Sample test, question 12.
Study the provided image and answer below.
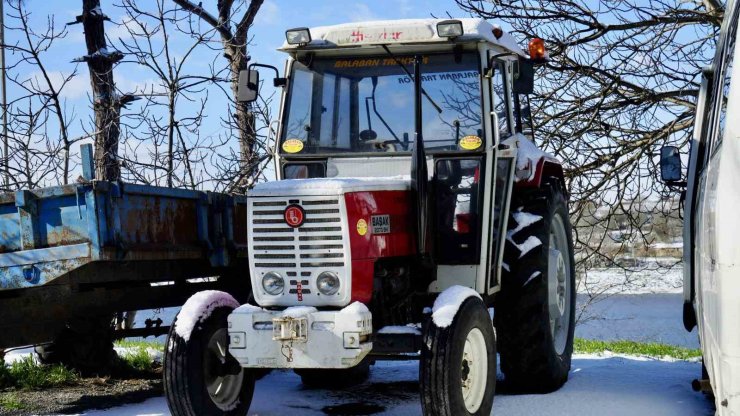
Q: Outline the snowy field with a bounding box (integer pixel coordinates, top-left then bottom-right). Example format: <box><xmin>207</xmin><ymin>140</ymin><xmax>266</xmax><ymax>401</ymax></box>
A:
<box><xmin>8</xmin><ymin>262</ymin><xmax>713</xmax><ymax>415</ymax></box>
<box><xmin>79</xmin><ymin>355</ymin><xmax>712</xmax><ymax>416</ymax></box>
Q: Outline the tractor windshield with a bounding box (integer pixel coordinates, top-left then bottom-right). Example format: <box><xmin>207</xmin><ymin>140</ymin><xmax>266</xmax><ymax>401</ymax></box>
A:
<box><xmin>280</xmin><ymin>52</ymin><xmax>483</xmax><ymax>156</ymax></box>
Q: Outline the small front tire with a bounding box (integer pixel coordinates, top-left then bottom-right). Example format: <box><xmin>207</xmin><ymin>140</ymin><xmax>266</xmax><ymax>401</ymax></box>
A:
<box><xmin>420</xmin><ymin>296</ymin><xmax>496</xmax><ymax>416</ymax></box>
<box><xmin>164</xmin><ymin>306</ymin><xmax>254</xmax><ymax>416</ymax></box>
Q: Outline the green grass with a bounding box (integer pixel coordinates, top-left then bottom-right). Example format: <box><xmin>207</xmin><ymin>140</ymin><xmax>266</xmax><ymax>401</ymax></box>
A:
<box><xmin>574</xmin><ymin>338</ymin><xmax>701</xmax><ymax>360</ymax></box>
<box><xmin>0</xmin><ymin>356</ymin><xmax>79</xmax><ymax>390</ymax></box>
<box><xmin>118</xmin><ymin>348</ymin><xmax>158</xmax><ymax>373</ymax></box>
<box><xmin>114</xmin><ymin>339</ymin><xmax>164</xmax><ymax>350</ymax></box>
<box><xmin>114</xmin><ymin>340</ymin><xmax>164</xmax><ymax>374</ymax></box>
<box><xmin>0</xmin><ymin>393</ymin><xmax>26</xmax><ymax>411</ymax></box>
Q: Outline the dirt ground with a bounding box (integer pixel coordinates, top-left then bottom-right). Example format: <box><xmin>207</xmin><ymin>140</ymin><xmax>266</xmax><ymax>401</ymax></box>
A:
<box><xmin>0</xmin><ymin>375</ymin><xmax>162</xmax><ymax>416</ymax></box>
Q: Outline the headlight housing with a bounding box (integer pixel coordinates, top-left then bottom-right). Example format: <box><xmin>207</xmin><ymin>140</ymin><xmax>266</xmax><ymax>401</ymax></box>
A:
<box><xmin>316</xmin><ymin>271</ymin><xmax>340</xmax><ymax>296</ymax></box>
<box><xmin>437</xmin><ymin>20</ymin><xmax>464</xmax><ymax>38</ymax></box>
<box><xmin>262</xmin><ymin>272</ymin><xmax>284</xmax><ymax>295</ymax></box>
<box><xmin>286</xmin><ymin>28</ymin><xmax>312</xmax><ymax>45</ymax></box>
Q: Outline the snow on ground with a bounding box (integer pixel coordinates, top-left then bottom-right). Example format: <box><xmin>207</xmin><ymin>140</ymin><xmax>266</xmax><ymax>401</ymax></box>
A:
<box><xmin>576</xmin><ymin>293</ymin><xmax>699</xmax><ymax>348</ymax></box>
<box><xmin>78</xmin><ymin>355</ymin><xmax>713</xmax><ymax>416</ymax></box>
<box><xmin>84</xmin><ymin>262</ymin><xmax>706</xmax><ymax>415</ymax></box>
<box><xmin>3</xmin><ymin>347</ymin><xmax>35</xmax><ymax>364</ymax></box>
<box><xmin>579</xmin><ymin>261</ymin><xmax>683</xmax><ymax>295</ymax></box>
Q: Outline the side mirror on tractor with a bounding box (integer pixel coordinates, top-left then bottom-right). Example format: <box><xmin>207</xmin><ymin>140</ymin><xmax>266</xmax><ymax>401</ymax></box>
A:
<box><xmin>238</xmin><ymin>63</ymin><xmax>289</xmax><ymax>103</ymax></box>
<box><xmin>513</xmin><ymin>59</ymin><xmax>535</xmax><ymax>94</ymax></box>
<box><xmin>660</xmin><ymin>145</ymin><xmax>686</xmax><ymax>186</ymax></box>
<box><xmin>237</xmin><ymin>69</ymin><xmax>260</xmax><ymax>103</ymax></box>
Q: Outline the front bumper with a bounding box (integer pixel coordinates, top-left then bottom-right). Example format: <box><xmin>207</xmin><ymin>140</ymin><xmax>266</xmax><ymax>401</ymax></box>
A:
<box><xmin>227</xmin><ymin>306</ymin><xmax>372</xmax><ymax>369</ymax></box>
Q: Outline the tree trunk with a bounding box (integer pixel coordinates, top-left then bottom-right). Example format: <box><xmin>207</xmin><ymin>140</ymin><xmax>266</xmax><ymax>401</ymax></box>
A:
<box><xmin>81</xmin><ymin>0</ymin><xmax>121</xmax><ymax>181</ymax></box>
<box><xmin>228</xmin><ymin>41</ymin><xmax>256</xmax><ymax>190</ymax></box>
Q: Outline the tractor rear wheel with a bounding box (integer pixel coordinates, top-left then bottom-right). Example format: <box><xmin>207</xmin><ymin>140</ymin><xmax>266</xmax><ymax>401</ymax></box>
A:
<box><xmin>494</xmin><ymin>179</ymin><xmax>576</xmax><ymax>393</ymax></box>
<box><xmin>420</xmin><ymin>296</ymin><xmax>496</xmax><ymax>416</ymax></box>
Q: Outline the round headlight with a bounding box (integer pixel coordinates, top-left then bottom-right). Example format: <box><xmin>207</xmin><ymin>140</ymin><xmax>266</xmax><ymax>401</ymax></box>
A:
<box><xmin>262</xmin><ymin>272</ymin><xmax>284</xmax><ymax>295</ymax></box>
<box><xmin>317</xmin><ymin>271</ymin><xmax>340</xmax><ymax>296</ymax></box>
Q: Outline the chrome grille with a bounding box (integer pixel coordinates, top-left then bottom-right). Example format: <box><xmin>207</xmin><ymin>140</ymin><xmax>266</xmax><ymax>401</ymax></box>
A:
<box><xmin>248</xmin><ymin>195</ymin><xmax>351</xmax><ymax>307</ymax></box>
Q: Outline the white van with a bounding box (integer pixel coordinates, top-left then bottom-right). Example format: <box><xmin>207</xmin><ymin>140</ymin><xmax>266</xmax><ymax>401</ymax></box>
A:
<box><xmin>660</xmin><ymin>0</ymin><xmax>740</xmax><ymax>413</ymax></box>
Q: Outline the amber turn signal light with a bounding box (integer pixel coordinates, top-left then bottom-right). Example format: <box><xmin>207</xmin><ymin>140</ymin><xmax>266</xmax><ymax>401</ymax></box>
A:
<box><xmin>529</xmin><ymin>38</ymin><xmax>547</xmax><ymax>61</ymax></box>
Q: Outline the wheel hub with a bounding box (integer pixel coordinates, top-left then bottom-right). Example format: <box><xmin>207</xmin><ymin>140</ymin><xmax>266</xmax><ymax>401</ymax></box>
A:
<box><xmin>203</xmin><ymin>328</ymin><xmax>244</xmax><ymax>410</ymax></box>
<box><xmin>461</xmin><ymin>328</ymin><xmax>487</xmax><ymax>413</ymax></box>
<box><xmin>548</xmin><ymin>214</ymin><xmax>572</xmax><ymax>356</ymax></box>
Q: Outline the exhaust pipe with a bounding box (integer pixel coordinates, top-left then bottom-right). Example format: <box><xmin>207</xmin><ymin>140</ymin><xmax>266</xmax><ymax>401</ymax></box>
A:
<box><xmin>411</xmin><ymin>55</ymin><xmax>431</xmax><ymax>259</ymax></box>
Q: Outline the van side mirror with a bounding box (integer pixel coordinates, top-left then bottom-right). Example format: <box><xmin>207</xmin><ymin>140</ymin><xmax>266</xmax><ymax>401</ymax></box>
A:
<box><xmin>513</xmin><ymin>59</ymin><xmax>535</xmax><ymax>94</ymax></box>
<box><xmin>660</xmin><ymin>146</ymin><xmax>685</xmax><ymax>185</ymax></box>
<box><xmin>237</xmin><ymin>69</ymin><xmax>260</xmax><ymax>103</ymax></box>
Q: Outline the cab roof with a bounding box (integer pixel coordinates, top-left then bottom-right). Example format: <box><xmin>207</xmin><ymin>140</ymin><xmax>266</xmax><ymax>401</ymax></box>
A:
<box><xmin>279</xmin><ymin>18</ymin><xmax>526</xmax><ymax>57</ymax></box>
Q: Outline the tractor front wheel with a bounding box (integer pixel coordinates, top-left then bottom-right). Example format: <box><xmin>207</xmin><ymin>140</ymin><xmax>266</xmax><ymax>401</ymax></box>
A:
<box><xmin>164</xmin><ymin>306</ymin><xmax>254</xmax><ymax>416</ymax></box>
<box><xmin>420</xmin><ymin>296</ymin><xmax>496</xmax><ymax>416</ymax></box>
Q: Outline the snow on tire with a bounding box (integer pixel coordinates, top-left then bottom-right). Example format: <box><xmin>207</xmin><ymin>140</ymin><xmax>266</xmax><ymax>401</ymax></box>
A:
<box><xmin>164</xmin><ymin>291</ymin><xmax>254</xmax><ymax>416</ymax></box>
<box><xmin>421</xmin><ymin>296</ymin><xmax>496</xmax><ymax>416</ymax></box>
<box><xmin>494</xmin><ymin>179</ymin><xmax>576</xmax><ymax>393</ymax></box>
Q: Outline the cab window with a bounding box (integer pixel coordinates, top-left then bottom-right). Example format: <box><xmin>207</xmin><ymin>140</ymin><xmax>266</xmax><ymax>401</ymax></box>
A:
<box><xmin>490</xmin><ymin>61</ymin><xmax>511</xmax><ymax>139</ymax></box>
<box><xmin>434</xmin><ymin>158</ymin><xmax>483</xmax><ymax>264</ymax></box>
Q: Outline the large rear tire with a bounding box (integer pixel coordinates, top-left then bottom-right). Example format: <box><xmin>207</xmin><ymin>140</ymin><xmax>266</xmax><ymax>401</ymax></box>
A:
<box><xmin>420</xmin><ymin>296</ymin><xmax>496</xmax><ymax>416</ymax></box>
<box><xmin>494</xmin><ymin>180</ymin><xmax>576</xmax><ymax>393</ymax></box>
<box><xmin>164</xmin><ymin>306</ymin><xmax>254</xmax><ymax>416</ymax></box>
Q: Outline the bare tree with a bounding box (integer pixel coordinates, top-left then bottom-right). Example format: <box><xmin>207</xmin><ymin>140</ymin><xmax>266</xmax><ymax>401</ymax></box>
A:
<box><xmin>69</xmin><ymin>0</ymin><xmax>135</xmax><ymax>181</ymax></box>
<box><xmin>171</xmin><ymin>0</ymin><xmax>268</xmax><ymax>190</ymax></box>
<box><xmin>455</xmin><ymin>1</ymin><xmax>720</xmax><ymax>280</ymax></box>
<box><xmin>112</xmin><ymin>0</ymin><xmax>234</xmax><ymax>188</ymax></box>
<box><xmin>2</xmin><ymin>0</ymin><xmax>82</xmax><ymax>187</ymax></box>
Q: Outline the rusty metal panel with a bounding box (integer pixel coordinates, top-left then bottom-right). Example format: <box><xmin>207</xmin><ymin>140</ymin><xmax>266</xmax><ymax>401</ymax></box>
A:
<box><xmin>115</xmin><ymin>194</ymin><xmax>200</xmax><ymax>248</ymax></box>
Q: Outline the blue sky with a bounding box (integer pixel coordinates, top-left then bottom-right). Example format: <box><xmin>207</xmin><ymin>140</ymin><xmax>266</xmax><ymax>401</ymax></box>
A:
<box><xmin>0</xmin><ymin>0</ymin><xmax>498</xmax><ymax>186</ymax></box>
<box><xmin>4</xmin><ymin>0</ymin><xmax>479</xmax><ymax>141</ymax></box>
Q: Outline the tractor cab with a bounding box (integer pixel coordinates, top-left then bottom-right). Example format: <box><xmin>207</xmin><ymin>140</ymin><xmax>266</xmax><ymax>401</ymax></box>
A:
<box><xmin>164</xmin><ymin>18</ymin><xmax>574</xmax><ymax>416</ymax></box>
<box><xmin>244</xmin><ymin>19</ymin><xmax>543</xmax><ymax>305</ymax></box>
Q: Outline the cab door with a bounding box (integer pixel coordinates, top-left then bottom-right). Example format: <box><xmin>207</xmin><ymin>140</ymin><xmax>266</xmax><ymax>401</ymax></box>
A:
<box><xmin>482</xmin><ymin>57</ymin><xmax>516</xmax><ymax>294</ymax></box>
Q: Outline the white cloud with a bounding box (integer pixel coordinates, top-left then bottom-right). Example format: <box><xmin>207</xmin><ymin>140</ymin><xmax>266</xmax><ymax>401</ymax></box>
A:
<box><xmin>347</xmin><ymin>4</ymin><xmax>378</xmax><ymax>22</ymax></box>
<box><xmin>398</xmin><ymin>0</ymin><xmax>413</xmax><ymax>17</ymax></box>
<box><xmin>256</xmin><ymin>1</ymin><xmax>279</xmax><ymax>25</ymax></box>
<box><xmin>28</xmin><ymin>70</ymin><xmax>90</xmax><ymax>100</ymax></box>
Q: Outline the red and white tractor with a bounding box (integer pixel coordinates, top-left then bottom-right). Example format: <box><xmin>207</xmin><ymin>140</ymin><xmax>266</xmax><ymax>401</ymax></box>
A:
<box><xmin>163</xmin><ymin>18</ymin><xmax>575</xmax><ymax>416</ymax></box>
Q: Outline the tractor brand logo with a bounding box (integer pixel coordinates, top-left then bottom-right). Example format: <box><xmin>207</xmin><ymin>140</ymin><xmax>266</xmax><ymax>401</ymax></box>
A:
<box><xmin>284</xmin><ymin>205</ymin><xmax>305</xmax><ymax>228</ymax></box>
<box><xmin>356</xmin><ymin>219</ymin><xmax>368</xmax><ymax>236</ymax></box>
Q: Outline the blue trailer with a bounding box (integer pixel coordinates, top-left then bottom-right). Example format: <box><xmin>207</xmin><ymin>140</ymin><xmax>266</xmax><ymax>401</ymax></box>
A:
<box><xmin>0</xmin><ymin>176</ymin><xmax>251</xmax><ymax>364</ymax></box>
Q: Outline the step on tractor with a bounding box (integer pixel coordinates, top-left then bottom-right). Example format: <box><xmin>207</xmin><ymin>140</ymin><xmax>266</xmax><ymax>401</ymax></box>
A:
<box><xmin>164</xmin><ymin>18</ymin><xmax>576</xmax><ymax>416</ymax></box>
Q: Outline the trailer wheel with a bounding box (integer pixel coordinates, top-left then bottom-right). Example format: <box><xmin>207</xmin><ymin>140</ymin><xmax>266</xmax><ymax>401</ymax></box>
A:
<box><xmin>494</xmin><ymin>180</ymin><xmax>576</xmax><ymax>393</ymax></box>
<box><xmin>164</xmin><ymin>306</ymin><xmax>254</xmax><ymax>416</ymax></box>
<box><xmin>35</xmin><ymin>316</ymin><xmax>116</xmax><ymax>375</ymax></box>
<box><xmin>420</xmin><ymin>297</ymin><xmax>496</xmax><ymax>416</ymax></box>
<box><xmin>295</xmin><ymin>357</ymin><xmax>371</xmax><ymax>388</ymax></box>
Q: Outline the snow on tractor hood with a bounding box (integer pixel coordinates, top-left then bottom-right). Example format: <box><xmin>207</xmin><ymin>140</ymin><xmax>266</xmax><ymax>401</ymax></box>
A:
<box><xmin>280</xmin><ymin>18</ymin><xmax>526</xmax><ymax>57</ymax></box>
<box><xmin>249</xmin><ymin>176</ymin><xmax>411</xmax><ymax>197</ymax></box>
